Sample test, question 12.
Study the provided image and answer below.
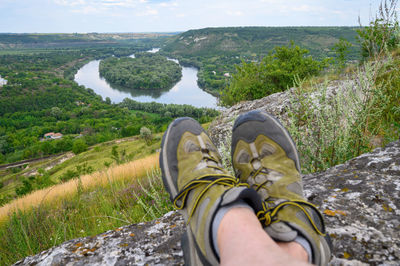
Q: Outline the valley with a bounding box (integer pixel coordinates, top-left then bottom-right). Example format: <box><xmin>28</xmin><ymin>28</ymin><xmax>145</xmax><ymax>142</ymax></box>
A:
<box><xmin>0</xmin><ymin>22</ymin><xmax>399</xmax><ymax>265</ymax></box>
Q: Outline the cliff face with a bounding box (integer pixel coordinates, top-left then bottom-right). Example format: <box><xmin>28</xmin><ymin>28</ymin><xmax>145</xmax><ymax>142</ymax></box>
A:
<box><xmin>14</xmin><ymin>93</ymin><xmax>400</xmax><ymax>266</ymax></box>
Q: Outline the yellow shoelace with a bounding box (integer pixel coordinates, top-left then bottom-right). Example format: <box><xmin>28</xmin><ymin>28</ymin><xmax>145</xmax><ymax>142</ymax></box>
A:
<box><xmin>173</xmin><ymin>155</ymin><xmax>248</xmax><ymax>223</ymax></box>
<box><xmin>257</xmin><ymin>200</ymin><xmax>326</xmax><ymax>236</ymax></box>
<box><xmin>250</xmin><ymin>167</ymin><xmax>326</xmax><ymax>236</ymax></box>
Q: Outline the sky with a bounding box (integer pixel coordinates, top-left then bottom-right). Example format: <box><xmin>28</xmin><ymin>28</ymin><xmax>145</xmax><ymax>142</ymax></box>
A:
<box><xmin>0</xmin><ymin>0</ymin><xmax>390</xmax><ymax>33</ymax></box>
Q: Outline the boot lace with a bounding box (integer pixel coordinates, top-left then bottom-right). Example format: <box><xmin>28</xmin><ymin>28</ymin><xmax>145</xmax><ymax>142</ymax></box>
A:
<box><xmin>173</xmin><ymin>151</ymin><xmax>248</xmax><ymax>223</ymax></box>
<box><xmin>250</xmin><ymin>167</ymin><xmax>326</xmax><ymax>237</ymax></box>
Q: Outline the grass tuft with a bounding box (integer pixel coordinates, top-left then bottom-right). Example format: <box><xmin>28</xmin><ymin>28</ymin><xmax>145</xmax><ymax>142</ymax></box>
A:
<box><xmin>0</xmin><ymin>153</ymin><xmax>175</xmax><ymax>265</ymax></box>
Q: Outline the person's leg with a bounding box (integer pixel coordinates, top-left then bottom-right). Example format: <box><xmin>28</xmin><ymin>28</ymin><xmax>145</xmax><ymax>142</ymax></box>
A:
<box><xmin>231</xmin><ymin>110</ymin><xmax>332</xmax><ymax>265</ymax></box>
<box><xmin>160</xmin><ymin>117</ymin><xmax>263</xmax><ymax>265</ymax></box>
<box><xmin>217</xmin><ymin>207</ymin><xmax>310</xmax><ymax>266</ymax></box>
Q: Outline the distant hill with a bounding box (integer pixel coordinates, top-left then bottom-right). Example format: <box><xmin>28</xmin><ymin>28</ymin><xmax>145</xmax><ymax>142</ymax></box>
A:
<box><xmin>162</xmin><ymin>26</ymin><xmax>360</xmax><ymax>59</ymax></box>
<box><xmin>0</xmin><ymin>33</ymin><xmax>175</xmax><ymax>49</ymax></box>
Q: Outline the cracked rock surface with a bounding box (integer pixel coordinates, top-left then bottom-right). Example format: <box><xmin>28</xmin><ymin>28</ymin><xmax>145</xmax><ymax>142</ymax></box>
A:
<box><xmin>303</xmin><ymin>141</ymin><xmax>400</xmax><ymax>265</ymax></box>
<box><xmin>14</xmin><ymin>211</ymin><xmax>185</xmax><ymax>266</ymax></box>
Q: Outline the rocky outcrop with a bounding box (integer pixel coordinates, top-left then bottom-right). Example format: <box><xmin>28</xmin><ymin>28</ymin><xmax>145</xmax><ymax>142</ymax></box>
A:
<box><xmin>14</xmin><ymin>211</ymin><xmax>185</xmax><ymax>266</ymax></box>
<box><xmin>304</xmin><ymin>140</ymin><xmax>400</xmax><ymax>265</ymax></box>
<box><xmin>209</xmin><ymin>90</ymin><xmax>292</xmax><ymax>148</ymax></box>
<box><xmin>14</xmin><ymin>140</ymin><xmax>400</xmax><ymax>265</ymax></box>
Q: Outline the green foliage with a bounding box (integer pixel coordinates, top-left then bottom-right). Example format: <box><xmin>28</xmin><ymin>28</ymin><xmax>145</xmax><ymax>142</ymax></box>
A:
<box><xmin>99</xmin><ymin>53</ymin><xmax>182</xmax><ymax>90</ymax></box>
<box><xmin>60</xmin><ymin>169</ymin><xmax>79</xmax><ymax>182</ymax></box>
<box><xmin>0</xmin><ymin>169</ymin><xmax>173</xmax><ymax>265</ymax></box>
<box><xmin>131</xmin><ymin>168</ymin><xmax>172</xmax><ymax>220</ymax></box>
<box><xmin>140</xmin><ymin>127</ymin><xmax>152</xmax><ymax>145</ymax></box>
<box><xmin>221</xmin><ymin>42</ymin><xmax>327</xmax><ymax>106</ymax></box>
<box><xmin>162</xmin><ymin>27</ymin><xmax>360</xmax><ymax>94</ymax></box>
<box><xmin>15</xmin><ymin>170</ymin><xmax>55</xmax><ymax>196</ymax></box>
<box><xmin>119</xmin><ymin>98</ymin><xmax>219</xmax><ymax>119</ymax></box>
<box><xmin>332</xmin><ymin>38</ymin><xmax>353</xmax><ymax>70</ymax></box>
<box><xmin>111</xmin><ymin>146</ymin><xmax>127</xmax><ymax>165</ymax></box>
<box><xmin>374</xmin><ymin>52</ymin><xmax>400</xmax><ymax>132</ymax></box>
<box><xmin>0</xmin><ymin>44</ymin><xmax>216</xmax><ymax>164</ymax></box>
<box><xmin>285</xmin><ymin>57</ymin><xmax>399</xmax><ymax>173</ymax></box>
<box><xmin>15</xmin><ymin>177</ymin><xmax>34</xmax><ymax>196</ymax></box>
<box><xmin>72</xmin><ymin>139</ymin><xmax>88</xmax><ymax>154</ymax></box>
<box><xmin>357</xmin><ymin>0</ymin><xmax>400</xmax><ymax>59</ymax></box>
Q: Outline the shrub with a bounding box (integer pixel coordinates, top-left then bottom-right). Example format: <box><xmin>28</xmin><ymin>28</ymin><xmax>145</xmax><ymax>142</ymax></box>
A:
<box><xmin>357</xmin><ymin>0</ymin><xmax>400</xmax><ymax>59</ymax></box>
<box><xmin>221</xmin><ymin>42</ymin><xmax>327</xmax><ymax>106</ymax></box>
<box><xmin>140</xmin><ymin>127</ymin><xmax>152</xmax><ymax>144</ymax></box>
<box><xmin>72</xmin><ymin>139</ymin><xmax>87</xmax><ymax>154</ymax></box>
<box><xmin>332</xmin><ymin>38</ymin><xmax>353</xmax><ymax>71</ymax></box>
<box><xmin>285</xmin><ymin>57</ymin><xmax>398</xmax><ymax>173</ymax></box>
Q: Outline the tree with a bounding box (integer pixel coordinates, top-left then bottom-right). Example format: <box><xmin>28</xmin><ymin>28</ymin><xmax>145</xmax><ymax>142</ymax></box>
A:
<box><xmin>332</xmin><ymin>38</ymin><xmax>352</xmax><ymax>70</ymax></box>
<box><xmin>72</xmin><ymin>139</ymin><xmax>88</xmax><ymax>154</ymax></box>
<box><xmin>50</xmin><ymin>107</ymin><xmax>62</xmax><ymax>119</ymax></box>
<box><xmin>140</xmin><ymin>126</ymin><xmax>152</xmax><ymax>144</ymax></box>
<box><xmin>221</xmin><ymin>42</ymin><xmax>327</xmax><ymax>106</ymax></box>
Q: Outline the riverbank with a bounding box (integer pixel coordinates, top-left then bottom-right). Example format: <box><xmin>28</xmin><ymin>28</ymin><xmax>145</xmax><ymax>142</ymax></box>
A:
<box><xmin>74</xmin><ymin>50</ymin><xmax>218</xmax><ymax>108</ymax></box>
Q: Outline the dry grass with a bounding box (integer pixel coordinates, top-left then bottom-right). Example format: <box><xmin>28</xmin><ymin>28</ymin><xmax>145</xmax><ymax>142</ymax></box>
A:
<box><xmin>0</xmin><ymin>153</ymin><xmax>160</xmax><ymax>223</ymax></box>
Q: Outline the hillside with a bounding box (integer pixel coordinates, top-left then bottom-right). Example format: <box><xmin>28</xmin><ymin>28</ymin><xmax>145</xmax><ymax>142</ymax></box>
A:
<box><xmin>0</xmin><ymin>33</ymin><xmax>174</xmax><ymax>50</ymax></box>
<box><xmin>161</xmin><ymin>27</ymin><xmax>360</xmax><ymax>94</ymax></box>
<box><xmin>163</xmin><ymin>26</ymin><xmax>360</xmax><ymax>59</ymax></box>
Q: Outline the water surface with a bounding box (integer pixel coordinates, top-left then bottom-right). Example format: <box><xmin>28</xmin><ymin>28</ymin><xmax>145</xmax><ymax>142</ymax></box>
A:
<box><xmin>74</xmin><ymin>50</ymin><xmax>217</xmax><ymax>108</ymax></box>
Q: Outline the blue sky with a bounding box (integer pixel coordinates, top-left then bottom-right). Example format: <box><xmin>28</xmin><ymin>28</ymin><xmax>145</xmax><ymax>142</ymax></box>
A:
<box><xmin>0</xmin><ymin>0</ymin><xmax>389</xmax><ymax>33</ymax></box>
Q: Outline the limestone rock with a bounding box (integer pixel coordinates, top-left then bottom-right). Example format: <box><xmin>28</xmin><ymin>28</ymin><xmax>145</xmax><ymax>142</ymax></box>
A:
<box><xmin>303</xmin><ymin>141</ymin><xmax>400</xmax><ymax>265</ymax></box>
<box><xmin>14</xmin><ymin>211</ymin><xmax>185</xmax><ymax>266</ymax></box>
<box><xmin>15</xmin><ymin>141</ymin><xmax>400</xmax><ymax>265</ymax></box>
<box><xmin>208</xmin><ymin>89</ymin><xmax>292</xmax><ymax>148</ymax></box>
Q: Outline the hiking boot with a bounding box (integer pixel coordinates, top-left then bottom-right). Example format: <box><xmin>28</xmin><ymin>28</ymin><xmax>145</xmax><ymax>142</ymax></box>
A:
<box><xmin>160</xmin><ymin>117</ymin><xmax>261</xmax><ymax>265</ymax></box>
<box><xmin>231</xmin><ymin>110</ymin><xmax>332</xmax><ymax>266</ymax></box>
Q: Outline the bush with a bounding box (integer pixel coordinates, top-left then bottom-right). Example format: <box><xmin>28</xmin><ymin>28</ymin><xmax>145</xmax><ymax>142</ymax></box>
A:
<box><xmin>357</xmin><ymin>0</ymin><xmax>400</xmax><ymax>59</ymax></box>
<box><xmin>15</xmin><ymin>177</ymin><xmax>34</xmax><ymax>196</ymax></box>
<box><xmin>285</xmin><ymin>57</ymin><xmax>399</xmax><ymax>173</ymax></box>
<box><xmin>60</xmin><ymin>169</ymin><xmax>79</xmax><ymax>182</ymax></box>
<box><xmin>140</xmin><ymin>127</ymin><xmax>152</xmax><ymax>144</ymax></box>
<box><xmin>221</xmin><ymin>42</ymin><xmax>327</xmax><ymax>106</ymax></box>
<box><xmin>72</xmin><ymin>139</ymin><xmax>88</xmax><ymax>154</ymax></box>
<box><xmin>332</xmin><ymin>38</ymin><xmax>353</xmax><ymax>70</ymax></box>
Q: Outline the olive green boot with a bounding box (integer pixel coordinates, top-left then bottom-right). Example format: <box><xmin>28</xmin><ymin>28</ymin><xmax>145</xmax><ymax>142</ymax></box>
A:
<box><xmin>231</xmin><ymin>110</ymin><xmax>332</xmax><ymax>266</ymax></box>
<box><xmin>160</xmin><ymin>117</ymin><xmax>261</xmax><ymax>266</ymax></box>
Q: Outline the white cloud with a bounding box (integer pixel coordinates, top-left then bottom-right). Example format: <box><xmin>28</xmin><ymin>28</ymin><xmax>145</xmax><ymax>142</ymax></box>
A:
<box><xmin>54</xmin><ymin>0</ymin><xmax>86</xmax><ymax>6</ymax></box>
<box><xmin>226</xmin><ymin>10</ymin><xmax>243</xmax><ymax>16</ymax></box>
<box><xmin>137</xmin><ymin>6</ymin><xmax>159</xmax><ymax>16</ymax></box>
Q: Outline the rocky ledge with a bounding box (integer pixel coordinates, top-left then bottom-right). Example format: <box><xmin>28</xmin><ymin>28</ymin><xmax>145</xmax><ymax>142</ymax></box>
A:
<box><xmin>15</xmin><ymin>141</ymin><xmax>400</xmax><ymax>265</ymax></box>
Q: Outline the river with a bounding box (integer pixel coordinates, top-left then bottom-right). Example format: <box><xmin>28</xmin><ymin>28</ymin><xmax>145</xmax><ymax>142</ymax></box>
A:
<box><xmin>74</xmin><ymin>49</ymin><xmax>218</xmax><ymax>108</ymax></box>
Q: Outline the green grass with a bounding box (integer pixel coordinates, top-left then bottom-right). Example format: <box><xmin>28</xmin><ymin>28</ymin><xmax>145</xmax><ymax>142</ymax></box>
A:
<box><xmin>0</xmin><ymin>165</ymin><xmax>173</xmax><ymax>265</ymax></box>
<box><xmin>0</xmin><ymin>134</ymin><xmax>162</xmax><ymax>207</ymax></box>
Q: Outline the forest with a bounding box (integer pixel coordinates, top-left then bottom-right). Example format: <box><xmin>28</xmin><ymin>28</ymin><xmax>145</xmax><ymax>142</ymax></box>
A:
<box><xmin>99</xmin><ymin>53</ymin><xmax>182</xmax><ymax>90</ymax></box>
<box><xmin>0</xmin><ymin>40</ymin><xmax>217</xmax><ymax>165</ymax></box>
<box><xmin>0</xmin><ymin>26</ymin><xmax>370</xmax><ymax>164</ymax></box>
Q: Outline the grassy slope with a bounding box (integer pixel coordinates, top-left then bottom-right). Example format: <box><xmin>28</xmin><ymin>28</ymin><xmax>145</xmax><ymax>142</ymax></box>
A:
<box><xmin>0</xmin><ymin>135</ymin><xmax>173</xmax><ymax>265</ymax></box>
<box><xmin>0</xmin><ymin>134</ymin><xmax>162</xmax><ymax>204</ymax></box>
